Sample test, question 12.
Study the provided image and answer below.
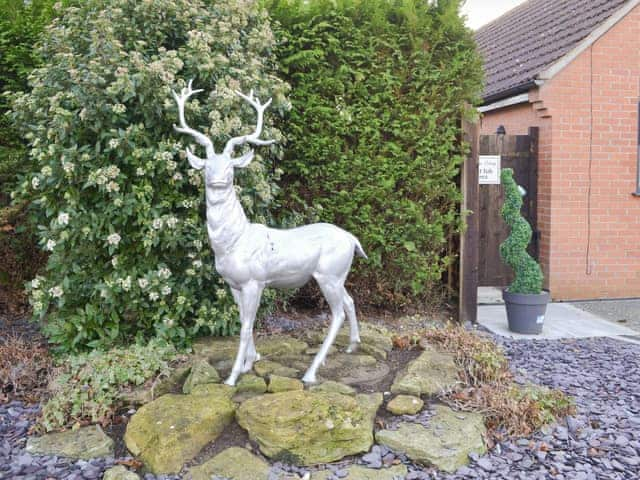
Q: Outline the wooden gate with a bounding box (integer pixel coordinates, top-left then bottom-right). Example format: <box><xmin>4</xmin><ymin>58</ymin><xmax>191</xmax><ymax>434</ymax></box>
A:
<box><xmin>478</xmin><ymin>127</ymin><xmax>539</xmax><ymax>287</ymax></box>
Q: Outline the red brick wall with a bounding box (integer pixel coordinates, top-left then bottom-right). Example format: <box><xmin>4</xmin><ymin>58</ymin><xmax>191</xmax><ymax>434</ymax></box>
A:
<box><xmin>480</xmin><ymin>4</ymin><xmax>640</xmax><ymax>300</ymax></box>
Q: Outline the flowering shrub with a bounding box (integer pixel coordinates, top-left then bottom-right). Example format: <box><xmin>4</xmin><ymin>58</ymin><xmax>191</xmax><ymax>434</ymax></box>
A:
<box><xmin>9</xmin><ymin>0</ymin><xmax>289</xmax><ymax>352</ymax></box>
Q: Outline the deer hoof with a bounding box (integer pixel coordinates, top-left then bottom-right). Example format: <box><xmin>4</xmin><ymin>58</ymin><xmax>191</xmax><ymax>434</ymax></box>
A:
<box><xmin>346</xmin><ymin>341</ymin><xmax>360</xmax><ymax>354</ymax></box>
<box><xmin>302</xmin><ymin>372</ymin><xmax>318</xmax><ymax>384</ymax></box>
<box><xmin>224</xmin><ymin>376</ymin><xmax>237</xmax><ymax>386</ymax></box>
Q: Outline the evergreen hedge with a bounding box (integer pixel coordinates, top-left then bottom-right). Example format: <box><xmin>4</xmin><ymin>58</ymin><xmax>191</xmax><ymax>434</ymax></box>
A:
<box><xmin>268</xmin><ymin>0</ymin><xmax>482</xmax><ymax>306</ymax></box>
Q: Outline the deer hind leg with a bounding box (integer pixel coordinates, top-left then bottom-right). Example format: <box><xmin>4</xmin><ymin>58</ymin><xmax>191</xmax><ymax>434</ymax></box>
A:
<box><xmin>225</xmin><ymin>282</ymin><xmax>263</xmax><ymax>386</ymax></box>
<box><xmin>303</xmin><ymin>274</ymin><xmax>345</xmax><ymax>384</ymax></box>
<box><xmin>343</xmin><ymin>289</ymin><xmax>361</xmax><ymax>353</ymax></box>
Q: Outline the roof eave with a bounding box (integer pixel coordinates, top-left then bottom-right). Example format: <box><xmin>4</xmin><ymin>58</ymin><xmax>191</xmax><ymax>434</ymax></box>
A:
<box><xmin>481</xmin><ymin>81</ymin><xmax>536</xmax><ymax>105</ymax></box>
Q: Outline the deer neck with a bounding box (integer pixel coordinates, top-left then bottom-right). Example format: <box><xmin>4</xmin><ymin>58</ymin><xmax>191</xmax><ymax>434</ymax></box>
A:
<box><xmin>204</xmin><ymin>183</ymin><xmax>248</xmax><ymax>256</ymax></box>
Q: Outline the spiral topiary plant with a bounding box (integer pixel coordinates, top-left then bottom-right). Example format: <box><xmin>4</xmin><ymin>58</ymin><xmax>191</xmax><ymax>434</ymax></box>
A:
<box><xmin>499</xmin><ymin>168</ymin><xmax>543</xmax><ymax>295</ymax></box>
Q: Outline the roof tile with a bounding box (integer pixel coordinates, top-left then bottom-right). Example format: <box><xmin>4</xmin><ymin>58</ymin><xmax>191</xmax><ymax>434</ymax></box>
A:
<box><xmin>475</xmin><ymin>0</ymin><xmax>630</xmax><ymax>102</ymax></box>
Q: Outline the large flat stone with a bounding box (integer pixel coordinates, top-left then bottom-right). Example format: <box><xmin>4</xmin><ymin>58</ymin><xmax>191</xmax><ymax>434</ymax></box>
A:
<box><xmin>318</xmin><ymin>353</ymin><xmax>390</xmax><ymax>386</ymax></box>
<box><xmin>375</xmin><ymin>404</ymin><xmax>486</xmax><ymax>472</ymax></box>
<box><xmin>26</xmin><ymin>425</ymin><xmax>114</xmax><ymax>459</ymax></box>
<box><xmin>390</xmin><ymin>348</ymin><xmax>458</xmax><ymax>396</ymax></box>
<box><xmin>236</xmin><ymin>390</ymin><xmax>382</xmax><ymax>465</ymax></box>
<box><xmin>119</xmin><ymin>365</ymin><xmax>190</xmax><ymax>406</ymax></box>
<box><xmin>188</xmin><ymin>447</ymin><xmax>270</xmax><ymax>480</ymax></box>
<box><xmin>124</xmin><ymin>386</ymin><xmax>235</xmax><ymax>474</ymax></box>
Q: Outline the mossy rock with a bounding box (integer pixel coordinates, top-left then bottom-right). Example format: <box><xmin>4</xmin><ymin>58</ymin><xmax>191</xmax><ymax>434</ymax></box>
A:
<box><xmin>188</xmin><ymin>447</ymin><xmax>270</xmax><ymax>480</ymax></box>
<box><xmin>183</xmin><ymin>358</ymin><xmax>220</xmax><ymax>394</ymax></box>
<box><xmin>236</xmin><ymin>390</ymin><xmax>382</xmax><ymax>465</ymax></box>
<box><xmin>390</xmin><ymin>348</ymin><xmax>458</xmax><ymax>396</ymax></box>
<box><xmin>307</xmin><ymin>323</ymin><xmax>393</xmax><ymax>359</ymax></box>
<box><xmin>268</xmin><ymin>375</ymin><xmax>304</xmax><ymax>393</ymax></box>
<box><xmin>257</xmin><ymin>336</ymin><xmax>309</xmax><ymax>357</ymax></box>
<box><xmin>311</xmin><ymin>464</ymin><xmax>407</xmax><ymax>480</ymax></box>
<box><xmin>119</xmin><ymin>365</ymin><xmax>190</xmax><ymax>406</ymax></box>
<box><xmin>26</xmin><ymin>425</ymin><xmax>113</xmax><ymax>460</ymax></box>
<box><xmin>124</xmin><ymin>390</ymin><xmax>235</xmax><ymax>474</ymax></box>
<box><xmin>309</xmin><ymin>381</ymin><xmax>356</xmax><ymax>396</ymax></box>
<box><xmin>254</xmin><ymin>359</ymin><xmax>300</xmax><ymax>378</ymax></box>
<box><xmin>234</xmin><ymin>374</ymin><xmax>267</xmax><ymax>402</ymax></box>
<box><xmin>103</xmin><ymin>465</ymin><xmax>140</xmax><ymax>480</ymax></box>
<box><xmin>375</xmin><ymin>404</ymin><xmax>486</xmax><ymax>473</ymax></box>
<box><xmin>192</xmin><ymin>337</ymin><xmax>239</xmax><ymax>363</ymax></box>
<box><xmin>386</xmin><ymin>395</ymin><xmax>424</xmax><ymax>415</ymax></box>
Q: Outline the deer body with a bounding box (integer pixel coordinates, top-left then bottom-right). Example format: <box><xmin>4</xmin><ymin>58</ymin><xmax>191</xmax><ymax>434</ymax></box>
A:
<box><xmin>173</xmin><ymin>81</ymin><xmax>365</xmax><ymax>385</ymax></box>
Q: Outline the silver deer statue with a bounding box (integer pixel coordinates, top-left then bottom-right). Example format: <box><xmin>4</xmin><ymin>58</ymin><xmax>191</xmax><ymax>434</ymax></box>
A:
<box><xmin>172</xmin><ymin>80</ymin><xmax>367</xmax><ymax>385</ymax></box>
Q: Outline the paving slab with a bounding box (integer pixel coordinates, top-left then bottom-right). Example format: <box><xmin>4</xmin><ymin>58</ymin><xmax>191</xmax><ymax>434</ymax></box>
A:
<box><xmin>478</xmin><ymin>302</ymin><xmax>639</xmax><ymax>340</ymax></box>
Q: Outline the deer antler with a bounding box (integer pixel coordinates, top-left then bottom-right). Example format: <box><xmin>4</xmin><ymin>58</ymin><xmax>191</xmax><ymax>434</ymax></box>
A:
<box><xmin>223</xmin><ymin>89</ymin><xmax>275</xmax><ymax>157</ymax></box>
<box><xmin>172</xmin><ymin>79</ymin><xmax>215</xmax><ymax>159</ymax></box>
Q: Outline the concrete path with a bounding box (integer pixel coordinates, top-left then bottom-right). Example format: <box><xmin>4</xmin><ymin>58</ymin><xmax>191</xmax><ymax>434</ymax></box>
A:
<box><xmin>478</xmin><ymin>302</ymin><xmax>640</xmax><ymax>342</ymax></box>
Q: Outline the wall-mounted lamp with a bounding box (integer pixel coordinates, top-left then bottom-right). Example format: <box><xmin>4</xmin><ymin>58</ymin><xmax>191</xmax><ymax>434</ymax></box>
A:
<box><xmin>496</xmin><ymin>125</ymin><xmax>506</xmax><ymax>136</ymax></box>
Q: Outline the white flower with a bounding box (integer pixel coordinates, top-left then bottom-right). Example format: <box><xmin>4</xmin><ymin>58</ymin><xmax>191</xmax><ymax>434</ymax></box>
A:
<box><xmin>41</xmin><ymin>166</ymin><xmax>53</xmax><ymax>177</ymax></box>
<box><xmin>136</xmin><ymin>167</ymin><xmax>145</xmax><ymax>176</ymax></box>
<box><xmin>33</xmin><ymin>301</ymin><xmax>44</xmax><ymax>312</ymax></box>
<box><xmin>163</xmin><ymin>317</ymin><xmax>175</xmax><ymax>327</ymax></box>
<box><xmin>112</xmin><ymin>103</ymin><xmax>126</xmax><ymax>114</ymax></box>
<box><xmin>32</xmin><ymin>289</ymin><xmax>43</xmax><ymax>300</ymax></box>
<box><xmin>194</xmin><ymin>240</ymin><xmax>203</xmax><ymax>250</ymax></box>
<box><xmin>49</xmin><ymin>285</ymin><xmax>64</xmax><ymax>298</ymax></box>
<box><xmin>152</xmin><ymin>218</ymin><xmax>163</xmax><ymax>230</ymax></box>
<box><xmin>149</xmin><ymin>291</ymin><xmax>159</xmax><ymax>301</ymax></box>
<box><xmin>166</xmin><ymin>216</ymin><xmax>178</xmax><ymax>228</ymax></box>
<box><xmin>63</xmin><ymin>162</ymin><xmax>75</xmax><ymax>174</ymax></box>
<box><xmin>108</xmin><ymin>138</ymin><xmax>120</xmax><ymax>149</ymax></box>
<box><xmin>31</xmin><ymin>278</ymin><xmax>41</xmax><ymax>289</ymax></box>
<box><xmin>138</xmin><ymin>278</ymin><xmax>149</xmax><ymax>289</ymax></box>
<box><xmin>120</xmin><ymin>276</ymin><xmax>131</xmax><ymax>291</ymax></box>
<box><xmin>172</xmin><ymin>172</ymin><xmax>183</xmax><ymax>181</ymax></box>
<box><xmin>111</xmin><ymin>256</ymin><xmax>118</xmax><ymax>267</ymax></box>
<box><xmin>158</xmin><ymin>267</ymin><xmax>171</xmax><ymax>279</ymax></box>
<box><xmin>193</xmin><ymin>260</ymin><xmax>203</xmax><ymax>268</ymax></box>
<box><xmin>82</xmin><ymin>226</ymin><xmax>90</xmax><ymax>236</ymax></box>
<box><xmin>114</xmin><ymin>198</ymin><xmax>123</xmax><ymax>207</ymax></box>
<box><xmin>32</xmin><ymin>177</ymin><xmax>40</xmax><ymax>189</ymax></box>
<box><xmin>57</xmin><ymin>212</ymin><xmax>70</xmax><ymax>226</ymax></box>
<box><xmin>177</xmin><ymin>296</ymin><xmax>186</xmax><ymax>305</ymax></box>
<box><xmin>45</xmin><ymin>239</ymin><xmax>56</xmax><ymax>251</ymax></box>
<box><xmin>107</xmin><ymin>233</ymin><xmax>121</xmax><ymax>246</ymax></box>
<box><xmin>161</xmin><ymin>285</ymin><xmax>171</xmax><ymax>296</ymax></box>
<box><xmin>106</xmin><ymin>181</ymin><xmax>120</xmax><ymax>193</ymax></box>
<box><xmin>186</xmin><ymin>268</ymin><xmax>196</xmax><ymax>276</ymax></box>
<box><xmin>166</xmin><ymin>160</ymin><xmax>177</xmax><ymax>171</ymax></box>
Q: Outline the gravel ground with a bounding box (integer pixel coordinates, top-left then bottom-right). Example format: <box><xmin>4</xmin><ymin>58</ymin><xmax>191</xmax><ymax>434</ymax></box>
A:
<box><xmin>1</xmin><ymin>335</ymin><xmax>639</xmax><ymax>479</ymax></box>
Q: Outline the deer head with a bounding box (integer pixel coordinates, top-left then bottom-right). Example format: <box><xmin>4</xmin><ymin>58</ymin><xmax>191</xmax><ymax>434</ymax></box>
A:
<box><xmin>172</xmin><ymin>79</ymin><xmax>275</xmax><ymax>189</ymax></box>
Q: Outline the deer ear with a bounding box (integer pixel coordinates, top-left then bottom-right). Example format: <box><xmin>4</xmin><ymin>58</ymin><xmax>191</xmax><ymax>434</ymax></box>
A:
<box><xmin>186</xmin><ymin>148</ymin><xmax>205</xmax><ymax>170</ymax></box>
<box><xmin>232</xmin><ymin>150</ymin><xmax>255</xmax><ymax>169</ymax></box>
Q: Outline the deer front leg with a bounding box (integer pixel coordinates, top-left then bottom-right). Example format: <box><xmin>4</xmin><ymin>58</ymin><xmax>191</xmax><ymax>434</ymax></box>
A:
<box><xmin>231</xmin><ymin>288</ymin><xmax>261</xmax><ymax>373</ymax></box>
<box><xmin>225</xmin><ymin>282</ymin><xmax>263</xmax><ymax>386</ymax></box>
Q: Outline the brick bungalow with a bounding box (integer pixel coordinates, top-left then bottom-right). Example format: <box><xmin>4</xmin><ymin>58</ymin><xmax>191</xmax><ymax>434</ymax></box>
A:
<box><xmin>476</xmin><ymin>0</ymin><xmax>640</xmax><ymax>300</ymax></box>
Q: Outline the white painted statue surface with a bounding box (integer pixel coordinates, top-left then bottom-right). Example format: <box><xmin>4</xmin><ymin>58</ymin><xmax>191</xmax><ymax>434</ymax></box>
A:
<box><xmin>172</xmin><ymin>81</ymin><xmax>367</xmax><ymax>385</ymax></box>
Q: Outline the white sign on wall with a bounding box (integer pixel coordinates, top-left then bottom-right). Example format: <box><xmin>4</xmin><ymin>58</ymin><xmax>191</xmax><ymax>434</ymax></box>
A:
<box><xmin>479</xmin><ymin>155</ymin><xmax>501</xmax><ymax>184</ymax></box>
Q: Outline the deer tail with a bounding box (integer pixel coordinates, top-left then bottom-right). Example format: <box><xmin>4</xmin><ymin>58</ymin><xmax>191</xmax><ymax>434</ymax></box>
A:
<box><xmin>352</xmin><ymin>235</ymin><xmax>368</xmax><ymax>260</ymax></box>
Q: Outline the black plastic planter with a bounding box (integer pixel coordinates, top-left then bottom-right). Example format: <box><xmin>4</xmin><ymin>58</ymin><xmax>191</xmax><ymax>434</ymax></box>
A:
<box><xmin>502</xmin><ymin>289</ymin><xmax>550</xmax><ymax>334</ymax></box>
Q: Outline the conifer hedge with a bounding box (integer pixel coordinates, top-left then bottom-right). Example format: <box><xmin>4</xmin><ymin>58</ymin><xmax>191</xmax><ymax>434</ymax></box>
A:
<box><xmin>268</xmin><ymin>0</ymin><xmax>483</xmax><ymax>306</ymax></box>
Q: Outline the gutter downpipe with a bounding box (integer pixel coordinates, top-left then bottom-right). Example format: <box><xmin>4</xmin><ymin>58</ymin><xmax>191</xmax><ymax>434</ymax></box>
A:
<box><xmin>634</xmin><ymin>100</ymin><xmax>640</xmax><ymax>197</ymax></box>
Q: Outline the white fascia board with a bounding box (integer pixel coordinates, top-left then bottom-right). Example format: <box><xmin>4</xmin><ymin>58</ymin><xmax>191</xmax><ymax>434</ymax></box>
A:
<box><xmin>538</xmin><ymin>0</ymin><xmax>640</xmax><ymax>81</ymax></box>
<box><xmin>478</xmin><ymin>93</ymin><xmax>530</xmax><ymax>113</ymax></box>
